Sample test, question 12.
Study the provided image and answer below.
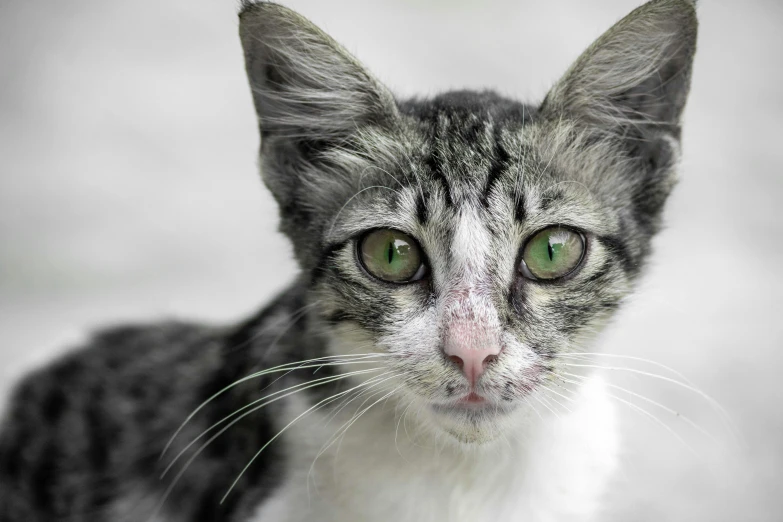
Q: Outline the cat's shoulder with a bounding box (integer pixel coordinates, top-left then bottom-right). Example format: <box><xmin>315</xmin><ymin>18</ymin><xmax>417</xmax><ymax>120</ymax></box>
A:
<box><xmin>0</xmin><ymin>319</ymin><xmax>222</xmax><ymax>457</ymax></box>
<box><xmin>0</xmin><ymin>319</ymin><xmax>226</xmax><ymax>520</ymax></box>
<box><xmin>6</xmin><ymin>320</ymin><xmax>220</xmax><ymax>403</ymax></box>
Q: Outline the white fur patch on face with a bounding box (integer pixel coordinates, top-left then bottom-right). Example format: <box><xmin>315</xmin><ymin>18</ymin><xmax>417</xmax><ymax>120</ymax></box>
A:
<box><xmin>450</xmin><ymin>204</ymin><xmax>493</xmax><ymax>280</ymax></box>
<box><xmin>440</xmin><ymin>205</ymin><xmax>501</xmax><ymax>352</ymax></box>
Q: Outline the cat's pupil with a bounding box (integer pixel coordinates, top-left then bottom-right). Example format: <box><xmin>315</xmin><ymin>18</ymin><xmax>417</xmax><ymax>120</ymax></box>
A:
<box><xmin>547</xmin><ymin>242</ymin><xmax>554</xmax><ymax>262</ymax></box>
<box><xmin>387</xmin><ymin>242</ymin><xmax>394</xmax><ymax>264</ymax></box>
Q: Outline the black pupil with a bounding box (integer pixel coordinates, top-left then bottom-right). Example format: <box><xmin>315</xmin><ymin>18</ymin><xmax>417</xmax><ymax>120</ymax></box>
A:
<box><xmin>547</xmin><ymin>241</ymin><xmax>554</xmax><ymax>261</ymax></box>
<box><xmin>387</xmin><ymin>242</ymin><xmax>394</xmax><ymax>264</ymax></box>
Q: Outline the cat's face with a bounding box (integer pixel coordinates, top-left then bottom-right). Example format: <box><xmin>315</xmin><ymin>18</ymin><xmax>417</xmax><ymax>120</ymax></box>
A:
<box><xmin>239</xmin><ymin>0</ymin><xmax>697</xmax><ymax>443</ymax></box>
<box><xmin>315</xmin><ymin>113</ymin><xmax>639</xmax><ymax>442</ymax></box>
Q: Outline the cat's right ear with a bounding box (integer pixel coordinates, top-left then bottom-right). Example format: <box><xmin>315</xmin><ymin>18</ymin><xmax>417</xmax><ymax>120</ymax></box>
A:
<box><xmin>238</xmin><ymin>2</ymin><xmax>398</xmax><ymax>143</ymax></box>
<box><xmin>238</xmin><ymin>2</ymin><xmax>400</xmax><ymax>268</ymax></box>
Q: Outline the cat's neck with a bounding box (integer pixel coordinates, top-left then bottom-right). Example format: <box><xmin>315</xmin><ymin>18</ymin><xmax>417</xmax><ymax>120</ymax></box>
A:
<box><xmin>252</xmin><ymin>373</ymin><xmax>619</xmax><ymax>522</ymax></box>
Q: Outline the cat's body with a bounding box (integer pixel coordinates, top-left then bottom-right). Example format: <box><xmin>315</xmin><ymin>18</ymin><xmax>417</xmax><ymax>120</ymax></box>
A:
<box><xmin>0</xmin><ymin>280</ymin><xmax>616</xmax><ymax>522</ymax></box>
<box><xmin>0</xmin><ymin>1</ymin><xmax>697</xmax><ymax>521</ymax></box>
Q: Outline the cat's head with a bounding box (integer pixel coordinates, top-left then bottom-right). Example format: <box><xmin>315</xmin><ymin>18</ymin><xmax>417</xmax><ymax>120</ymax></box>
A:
<box><xmin>239</xmin><ymin>0</ymin><xmax>697</xmax><ymax>444</ymax></box>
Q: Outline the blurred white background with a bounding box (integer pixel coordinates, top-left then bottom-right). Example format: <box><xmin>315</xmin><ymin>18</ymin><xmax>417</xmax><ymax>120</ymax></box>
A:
<box><xmin>1</xmin><ymin>0</ymin><xmax>781</xmax><ymax>520</ymax></box>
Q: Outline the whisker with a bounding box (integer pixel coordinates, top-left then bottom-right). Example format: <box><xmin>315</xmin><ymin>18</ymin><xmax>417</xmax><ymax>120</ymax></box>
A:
<box><xmin>307</xmin><ymin>375</ymin><xmax>401</xmax><ymax>492</ymax></box>
<box><xmin>330</xmin><ymin>383</ymin><xmax>403</xmax><ymax>469</ymax></box>
<box><xmin>261</xmin><ymin>348</ymin><xmax>386</xmax><ymax>393</ymax></box>
<box><xmin>327</xmin><ymin>185</ymin><xmax>402</xmax><ymax>237</ymax></box>
<box><xmin>306</xmin><ymin>374</ymin><xmax>400</xmax><ymax>501</ymax></box>
<box><xmin>532</xmin><ymin>393</ymin><xmax>560</xmax><ymax>419</ymax></box>
<box><xmin>357</xmin><ymin>164</ymin><xmax>406</xmax><ymax>191</ymax></box>
<box><xmin>319</xmin><ymin>372</ymin><xmax>386</xmax><ymax>426</ymax></box>
<box><xmin>558</xmin><ymin>361</ymin><xmax>734</xmax><ymax>432</ymax></box>
<box><xmin>559</xmin><ymin>371</ymin><xmax>719</xmax><ymax>445</ymax></box>
<box><xmin>611</xmin><ymin>392</ymin><xmax>698</xmax><ymax>457</ymax></box>
<box><xmin>148</xmin><ymin>369</ymin><xmax>390</xmax><ymax>521</ymax></box>
<box><xmin>538</xmin><ymin>385</ymin><xmax>575</xmax><ymax>413</ymax></box>
<box><xmin>524</xmin><ymin>396</ymin><xmax>545</xmax><ymax>421</ymax></box>
<box><xmin>403</xmin><ymin>401</ymin><xmax>426</xmax><ymax>448</ymax></box>
<box><xmin>394</xmin><ymin>400</ymin><xmax>415</xmax><ymax>462</ymax></box>
<box><xmin>220</xmin><ymin>372</ymin><xmax>397</xmax><ymax>504</ymax></box>
<box><xmin>558</xmin><ymin>354</ymin><xmax>741</xmax><ymax>444</ymax></box>
<box><xmin>558</xmin><ymin>352</ymin><xmax>701</xmax><ymax>389</ymax></box>
<box><xmin>160</xmin><ymin>353</ymin><xmax>388</xmax><ymax>458</ymax></box>
<box><xmin>160</xmin><ymin>367</ymin><xmax>384</xmax><ymax>479</ymax></box>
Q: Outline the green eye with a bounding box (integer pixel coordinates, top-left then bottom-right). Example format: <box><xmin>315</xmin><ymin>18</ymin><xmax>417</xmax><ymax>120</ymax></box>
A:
<box><xmin>359</xmin><ymin>229</ymin><xmax>425</xmax><ymax>283</ymax></box>
<box><xmin>520</xmin><ymin>226</ymin><xmax>585</xmax><ymax>280</ymax></box>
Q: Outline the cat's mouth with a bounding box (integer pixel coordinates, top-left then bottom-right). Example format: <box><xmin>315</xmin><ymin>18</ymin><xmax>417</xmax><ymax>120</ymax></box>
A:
<box><xmin>460</xmin><ymin>391</ymin><xmax>485</xmax><ymax>404</ymax></box>
<box><xmin>425</xmin><ymin>394</ymin><xmax>515</xmax><ymax>444</ymax></box>
<box><xmin>430</xmin><ymin>392</ymin><xmax>513</xmax><ymax>416</ymax></box>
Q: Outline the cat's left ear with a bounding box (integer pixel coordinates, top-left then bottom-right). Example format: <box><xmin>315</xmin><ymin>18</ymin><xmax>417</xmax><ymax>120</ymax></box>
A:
<box><xmin>541</xmin><ymin>0</ymin><xmax>698</xmax><ymax>142</ymax></box>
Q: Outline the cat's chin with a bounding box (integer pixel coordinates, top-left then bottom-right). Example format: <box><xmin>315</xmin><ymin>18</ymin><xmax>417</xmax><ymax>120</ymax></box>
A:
<box><xmin>424</xmin><ymin>401</ymin><xmax>518</xmax><ymax>445</ymax></box>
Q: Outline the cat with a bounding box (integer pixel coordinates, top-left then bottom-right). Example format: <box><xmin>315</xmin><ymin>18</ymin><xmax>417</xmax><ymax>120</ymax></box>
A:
<box><xmin>0</xmin><ymin>0</ymin><xmax>697</xmax><ymax>520</ymax></box>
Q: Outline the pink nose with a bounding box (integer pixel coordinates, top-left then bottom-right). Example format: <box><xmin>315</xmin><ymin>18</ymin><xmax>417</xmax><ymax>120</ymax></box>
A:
<box><xmin>443</xmin><ymin>338</ymin><xmax>501</xmax><ymax>387</ymax></box>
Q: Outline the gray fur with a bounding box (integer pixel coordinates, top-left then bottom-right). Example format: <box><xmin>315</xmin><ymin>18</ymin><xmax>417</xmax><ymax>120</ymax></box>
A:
<box><xmin>0</xmin><ymin>1</ymin><xmax>697</xmax><ymax>519</ymax></box>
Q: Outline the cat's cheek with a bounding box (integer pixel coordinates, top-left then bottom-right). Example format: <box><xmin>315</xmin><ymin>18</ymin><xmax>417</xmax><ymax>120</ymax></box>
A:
<box><xmin>509</xmin><ymin>276</ymin><xmax>528</xmax><ymax>317</ymax></box>
<box><xmin>325</xmin><ymin>323</ymin><xmax>381</xmax><ymax>358</ymax></box>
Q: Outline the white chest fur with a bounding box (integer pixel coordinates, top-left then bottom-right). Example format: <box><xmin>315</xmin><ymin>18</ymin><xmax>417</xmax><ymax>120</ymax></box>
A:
<box><xmin>251</xmin><ymin>376</ymin><xmax>618</xmax><ymax>522</ymax></box>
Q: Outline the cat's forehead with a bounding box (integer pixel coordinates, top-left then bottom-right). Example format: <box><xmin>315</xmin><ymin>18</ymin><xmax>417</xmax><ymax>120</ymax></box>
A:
<box><xmin>329</xmin><ymin>131</ymin><xmax>611</xmax><ymax>250</ymax></box>
<box><xmin>323</xmin><ymin>91</ymin><xmax>625</xmax><ymax>247</ymax></box>
<box><xmin>401</xmin><ymin>91</ymin><xmax>537</xmax><ymax>201</ymax></box>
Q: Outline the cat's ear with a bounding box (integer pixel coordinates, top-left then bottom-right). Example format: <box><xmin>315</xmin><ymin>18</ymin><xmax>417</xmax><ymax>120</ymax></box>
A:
<box><xmin>541</xmin><ymin>0</ymin><xmax>697</xmax><ymax>140</ymax></box>
<box><xmin>238</xmin><ymin>2</ymin><xmax>398</xmax><ymax>142</ymax></box>
<box><xmin>238</xmin><ymin>3</ymin><xmax>400</xmax><ymax>268</ymax></box>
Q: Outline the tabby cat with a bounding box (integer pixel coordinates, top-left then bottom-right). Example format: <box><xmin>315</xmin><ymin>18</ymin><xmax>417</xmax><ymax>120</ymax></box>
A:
<box><xmin>0</xmin><ymin>1</ymin><xmax>697</xmax><ymax>520</ymax></box>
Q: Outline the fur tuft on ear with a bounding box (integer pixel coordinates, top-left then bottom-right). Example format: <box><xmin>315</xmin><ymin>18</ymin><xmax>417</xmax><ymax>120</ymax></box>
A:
<box><xmin>542</xmin><ymin>0</ymin><xmax>697</xmax><ymax>138</ymax></box>
<box><xmin>538</xmin><ymin>0</ymin><xmax>698</xmax><ymax>269</ymax></box>
<box><xmin>239</xmin><ymin>2</ymin><xmax>398</xmax><ymax>141</ymax></box>
<box><xmin>238</xmin><ymin>3</ymin><xmax>404</xmax><ymax>269</ymax></box>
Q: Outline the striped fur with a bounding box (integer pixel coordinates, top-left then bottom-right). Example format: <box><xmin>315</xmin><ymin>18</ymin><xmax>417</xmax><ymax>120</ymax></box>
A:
<box><xmin>0</xmin><ymin>1</ymin><xmax>697</xmax><ymax>520</ymax></box>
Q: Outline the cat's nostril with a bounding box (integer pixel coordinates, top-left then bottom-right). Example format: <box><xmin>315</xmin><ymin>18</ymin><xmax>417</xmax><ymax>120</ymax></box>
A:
<box><xmin>442</xmin><ymin>333</ymin><xmax>502</xmax><ymax>385</ymax></box>
<box><xmin>482</xmin><ymin>354</ymin><xmax>498</xmax><ymax>367</ymax></box>
<box><xmin>448</xmin><ymin>355</ymin><xmax>464</xmax><ymax>368</ymax></box>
